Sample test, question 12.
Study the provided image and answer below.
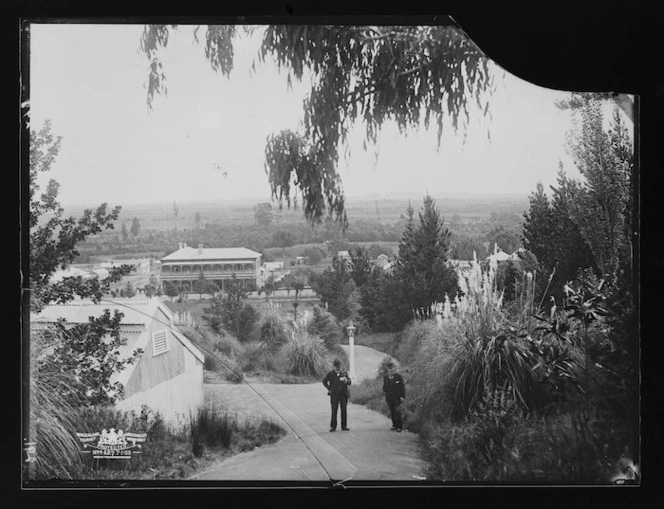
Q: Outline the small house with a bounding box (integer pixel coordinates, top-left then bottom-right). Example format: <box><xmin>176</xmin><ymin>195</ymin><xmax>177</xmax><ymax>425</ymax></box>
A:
<box><xmin>31</xmin><ymin>297</ymin><xmax>204</xmax><ymax>427</ymax></box>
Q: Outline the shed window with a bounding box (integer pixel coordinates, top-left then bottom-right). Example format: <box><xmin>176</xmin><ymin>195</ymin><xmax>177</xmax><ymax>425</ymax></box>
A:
<box><xmin>152</xmin><ymin>330</ymin><xmax>169</xmax><ymax>356</ymax></box>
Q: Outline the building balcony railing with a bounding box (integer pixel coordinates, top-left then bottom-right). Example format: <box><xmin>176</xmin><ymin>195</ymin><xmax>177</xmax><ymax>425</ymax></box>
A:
<box><xmin>161</xmin><ymin>269</ymin><xmax>256</xmax><ymax>279</ymax></box>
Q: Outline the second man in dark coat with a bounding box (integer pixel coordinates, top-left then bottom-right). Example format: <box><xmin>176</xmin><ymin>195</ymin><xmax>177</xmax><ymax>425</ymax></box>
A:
<box><xmin>383</xmin><ymin>361</ymin><xmax>406</xmax><ymax>431</ymax></box>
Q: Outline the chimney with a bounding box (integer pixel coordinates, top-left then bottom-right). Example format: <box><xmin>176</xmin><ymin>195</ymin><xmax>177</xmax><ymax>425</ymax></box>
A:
<box><xmin>183</xmin><ymin>242</ymin><xmax>187</xmax><ymax>248</ymax></box>
<box><xmin>198</xmin><ymin>243</ymin><xmax>203</xmax><ymax>254</ymax></box>
<box><xmin>178</xmin><ymin>242</ymin><xmax>183</xmax><ymax>250</ymax></box>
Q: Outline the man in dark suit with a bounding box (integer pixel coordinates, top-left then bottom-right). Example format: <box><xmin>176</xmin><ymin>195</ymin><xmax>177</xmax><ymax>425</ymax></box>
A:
<box><xmin>383</xmin><ymin>361</ymin><xmax>406</xmax><ymax>432</ymax></box>
<box><xmin>322</xmin><ymin>359</ymin><xmax>352</xmax><ymax>432</ymax></box>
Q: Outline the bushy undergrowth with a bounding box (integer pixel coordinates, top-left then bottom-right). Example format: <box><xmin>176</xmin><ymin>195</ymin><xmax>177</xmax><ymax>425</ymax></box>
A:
<box><xmin>420</xmin><ymin>405</ymin><xmax>627</xmax><ymax>483</ymax></box>
<box><xmin>394</xmin><ymin>320</ymin><xmax>441</xmax><ymax>366</ymax></box>
<box><xmin>237</xmin><ymin>341</ymin><xmax>278</xmax><ymax>373</ymax></box>
<box><xmin>356</xmin><ymin>332</ymin><xmax>399</xmax><ymax>356</ymax></box>
<box><xmin>390</xmin><ymin>258</ymin><xmax>635</xmax><ymax>483</ymax></box>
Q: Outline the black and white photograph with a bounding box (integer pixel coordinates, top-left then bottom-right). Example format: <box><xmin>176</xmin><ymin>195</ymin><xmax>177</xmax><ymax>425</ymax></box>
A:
<box><xmin>21</xmin><ymin>16</ymin><xmax>642</xmax><ymax>490</ymax></box>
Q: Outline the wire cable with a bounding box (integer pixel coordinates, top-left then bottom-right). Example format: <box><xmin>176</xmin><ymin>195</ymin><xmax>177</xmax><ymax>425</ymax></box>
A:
<box><xmin>27</xmin><ymin>289</ymin><xmax>340</xmax><ymax>484</ymax></box>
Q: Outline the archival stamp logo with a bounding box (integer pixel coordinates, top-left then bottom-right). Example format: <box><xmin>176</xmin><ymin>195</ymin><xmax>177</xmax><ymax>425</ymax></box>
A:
<box><xmin>77</xmin><ymin>428</ymin><xmax>147</xmax><ymax>460</ymax></box>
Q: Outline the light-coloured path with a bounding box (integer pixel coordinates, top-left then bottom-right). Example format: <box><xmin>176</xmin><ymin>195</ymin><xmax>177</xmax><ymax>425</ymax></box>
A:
<box><xmin>189</xmin><ymin>345</ymin><xmax>427</xmax><ymax>482</ymax></box>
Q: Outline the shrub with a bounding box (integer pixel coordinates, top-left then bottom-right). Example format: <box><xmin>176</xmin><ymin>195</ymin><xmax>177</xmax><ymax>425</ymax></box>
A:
<box><xmin>421</xmin><ymin>407</ymin><xmax>628</xmax><ymax>483</ymax></box>
<box><xmin>394</xmin><ymin>320</ymin><xmax>441</xmax><ymax>365</ymax></box>
<box><xmin>307</xmin><ymin>305</ymin><xmax>340</xmax><ymax>349</ymax></box>
<box><xmin>236</xmin><ymin>303</ymin><xmax>259</xmax><ymax>343</ymax></box>
<box><xmin>326</xmin><ymin>344</ymin><xmax>349</xmax><ymax>370</ymax></box>
<box><xmin>280</xmin><ymin>331</ymin><xmax>330</xmax><ymax>377</ymax></box>
<box><xmin>237</xmin><ymin>341</ymin><xmax>276</xmax><ymax>373</ymax></box>
<box><xmin>258</xmin><ymin>308</ymin><xmax>291</xmax><ymax>352</ymax></box>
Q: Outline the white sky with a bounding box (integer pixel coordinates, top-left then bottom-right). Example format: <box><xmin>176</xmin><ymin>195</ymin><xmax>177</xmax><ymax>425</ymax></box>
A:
<box><xmin>28</xmin><ymin>23</ymin><xmax>593</xmax><ymax>207</ymax></box>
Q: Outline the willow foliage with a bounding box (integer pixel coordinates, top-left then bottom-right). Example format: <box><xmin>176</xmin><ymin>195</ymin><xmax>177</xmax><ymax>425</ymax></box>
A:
<box><xmin>140</xmin><ymin>23</ymin><xmax>495</xmax><ymax>227</ymax></box>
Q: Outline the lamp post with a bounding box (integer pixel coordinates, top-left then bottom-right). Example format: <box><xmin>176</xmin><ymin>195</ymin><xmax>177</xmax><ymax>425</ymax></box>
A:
<box><xmin>346</xmin><ymin>320</ymin><xmax>356</xmax><ymax>382</ymax></box>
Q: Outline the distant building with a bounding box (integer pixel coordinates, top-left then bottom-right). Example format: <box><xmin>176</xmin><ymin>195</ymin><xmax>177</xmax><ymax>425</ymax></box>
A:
<box><xmin>486</xmin><ymin>248</ymin><xmax>510</xmax><ymax>264</ymax></box>
<box><xmin>337</xmin><ymin>250</ymin><xmax>350</xmax><ymax>259</ymax></box>
<box><xmin>101</xmin><ymin>258</ymin><xmax>151</xmax><ymax>274</ymax></box>
<box><xmin>160</xmin><ymin>243</ymin><xmax>262</xmax><ymax>290</ymax></box>
<box><xmin>374</xmin><ymin>254</ymin><xmax>389</xmax><ymax>268</ymax></box>
<box><xmin>49</xmin><ymin>265</ymin><xmax>96</xmax><ymax>283</ymax></box>
<box><xmin>31</xmin><ymin>297</ymin><xmax>204</xmax><ymax>427</ymax></box>
<box><xmin>295</xmin><ymin>256</ymin><xmax>308</xmax><ymax>265</ymax></box>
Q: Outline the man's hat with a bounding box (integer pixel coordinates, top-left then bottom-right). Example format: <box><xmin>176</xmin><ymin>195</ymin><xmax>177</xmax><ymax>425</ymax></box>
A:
<box><xmin>333</xmin><ymin>359</ymin><xmax>341</xmax><ymax>367</ymax></box>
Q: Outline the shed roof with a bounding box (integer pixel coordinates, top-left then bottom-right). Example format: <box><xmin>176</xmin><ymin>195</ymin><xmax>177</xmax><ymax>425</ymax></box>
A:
<box><xmin>161</xmin><ymin>247</ymin><xmax>261</xmax><ymax>262</ymax></box>
<box><xmin>31</xmin><ymin>298</ymin><xmax>162</xmax><ymax>326</ymax></box>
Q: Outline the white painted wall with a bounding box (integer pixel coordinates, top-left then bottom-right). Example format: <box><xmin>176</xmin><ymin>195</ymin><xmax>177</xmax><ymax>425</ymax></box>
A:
<box><xmin>116</xmin><ymin>364</ymin><xmax>204</xmax><ymax>429</ymax></box>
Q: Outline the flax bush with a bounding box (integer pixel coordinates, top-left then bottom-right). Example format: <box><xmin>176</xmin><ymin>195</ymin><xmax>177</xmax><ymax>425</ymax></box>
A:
<box><xmin>280</xmin><ymin>330</ymin><xmax>330</xmax><ymax>377</ymax></box>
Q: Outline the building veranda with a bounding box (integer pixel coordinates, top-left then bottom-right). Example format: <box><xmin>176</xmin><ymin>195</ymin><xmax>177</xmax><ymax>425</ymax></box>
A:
<box><xmin>160</xmin><ymin>243</ymin><xmax>263</xmax><ymax>292</ymax></box>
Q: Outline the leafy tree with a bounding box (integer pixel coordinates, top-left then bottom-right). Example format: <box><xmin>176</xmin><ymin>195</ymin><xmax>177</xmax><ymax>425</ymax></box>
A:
<box><xmin>163</xmin><ymin>280</ymin><xmax>179</xmax><ymax>302</ymax></box>
<box><xmin>139</xmin><ymin>24</ymin><xmax>495</xmax><ymax>227</ymax></box>
<box><xmin>29</xmin><ymin>120</ymin><xmax>139</xmax><ymax>411</ymax></box>
<box><xmin>203</xmin><ymin>274</ymin><xmax>247</xmax><ymax>336</ymax></box>
<box><xmin>565</xmin><ymin>99</ymin><xmax>633</xmax><ymax>288</ymax></box>
<box><xmin>254</xmin><ymin>202</ymin><xmax>273</xmax><ymax>228</ymax></box>
<box><xmin>193</xmin><ymin>269</ymin><xmax>208</xmax><ymax>301</ymax></box>
<box><xmin>486</xmin><ymin>224</ymin><xmax>521</xmax><ymax>254</ymax></box>
<box><xmin>309</xmin><ymin>255</ymin><xmax>358</xmax><ymax>321</ymax></box>
<box><xmin>236</xmin><ymin>304</ymin><xmax>258</xmax><ymax>343</ymax></box>
<box><xmin>349</xmin><ymin>246</ymin><xmax>373</xmax><ymax>288</ymax></box>
<box><xmin>143</xmin><ymin>274</ymin><xmax>161</xmax><ymax>297</ymax></box>
<box><xmin>29</xmin><ymin>120</ymin><xmax>132</xmax><ymax>311</ymax></box>
<box><xmin>130</xmin><ymin>217</ymin><xmax>141</xmax><ymax>238</ymax></box>
<box><xmin>173</xmin><ymin>201</ymin><xmax>179</xmax><ymax>219</ymax></box>
<box><xmin>307</xmin><ymin>304</ymin><xmax>340</xmax><ymax>349</ymax></box>
<box><xmin>271</xmin><ymin>230</ymin><xmax>296</xmax><ymax>256</ymax></box>
<box><xmin>358</xmin><ymin>267</ymin><xmax>408</xmax><ymax>332</ymax></box>
<box><xmin>260</xmin><ymin>275</ymin><xmax>277</xmax><ymax>302</ymax></box>
<box><xmin>195</xmin><ymin>212</ymin><xmax>201</xmax><ymax>228</ymax></box>
<box><xmin>121</xmin><ymin>221</ymin><xmax>129</xmax><ymax>242</ymax></box>
<box><xmin>302</xmin><ymin>246</ymin><xmax>324</xmax><ymax>266</ymax></box>
<box><xmin>39</xmin><ymin>311</ymin><xmax>143</xmax><ymax>406</ymax></box>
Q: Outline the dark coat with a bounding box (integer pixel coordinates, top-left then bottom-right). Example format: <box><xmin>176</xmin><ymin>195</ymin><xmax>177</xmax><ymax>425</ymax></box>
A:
<box><xmin>323</xmin><ymin>369</ymin><xmax>351</xmax><ymax>398</ymax></box>
<box><xmin>383</xmin><ymin>373</ymin><xmax>405</xmax><ymax>401</ymax></box>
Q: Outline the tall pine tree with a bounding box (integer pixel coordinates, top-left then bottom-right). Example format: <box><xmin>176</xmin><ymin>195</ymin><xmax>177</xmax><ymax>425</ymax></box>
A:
<box><xmin>394</xmin><ymin>195</ymin><xmax>458</xmax><ymax>315</ymax></box>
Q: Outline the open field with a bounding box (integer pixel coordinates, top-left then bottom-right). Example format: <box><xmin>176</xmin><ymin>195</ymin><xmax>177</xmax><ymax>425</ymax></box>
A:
<box><xmin>60</xmin><ymin>193</ymin><xmax>529</xmax><ymax>232</ymax></box>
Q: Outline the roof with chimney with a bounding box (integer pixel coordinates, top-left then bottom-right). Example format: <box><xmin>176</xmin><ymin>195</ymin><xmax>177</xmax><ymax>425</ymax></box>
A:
<box><xmin>161</xmin><ymin>246</ymin><xmax>261</xmax><ymax>262</ymax></box>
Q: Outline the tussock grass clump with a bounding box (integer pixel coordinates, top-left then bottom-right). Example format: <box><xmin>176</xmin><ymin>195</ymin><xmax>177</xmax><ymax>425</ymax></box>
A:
<box><xmin>189</xmin><ymin>404</ymin><xmax>287</xmax><ymax>458</ymax></box>
<box><xmin>280</xmin><ymin>330</ymin><xmax>330</xmax><ymax>377</ymax></box>
<box><xmin>190</xmin><ymin>404</ymin><xmax>238</xmax><ymax>453</ymax></box>
<box><xmin>28</xmin><ymin>329</ymin><xmax>85</xmax><ymax>480</ymax></box>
